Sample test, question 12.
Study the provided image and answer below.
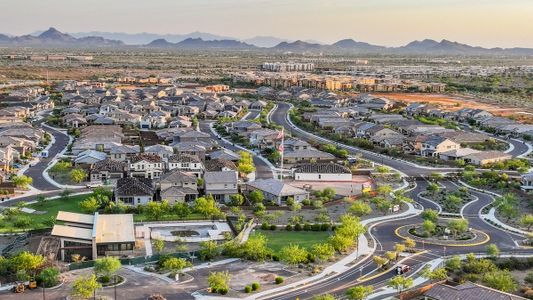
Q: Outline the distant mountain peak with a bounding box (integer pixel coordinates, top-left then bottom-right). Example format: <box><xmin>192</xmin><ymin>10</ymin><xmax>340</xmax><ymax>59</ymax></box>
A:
<box><xmin>38</xmin><ymin>27</ymin><xmax>73</xmax><ymax>40</ymax></box>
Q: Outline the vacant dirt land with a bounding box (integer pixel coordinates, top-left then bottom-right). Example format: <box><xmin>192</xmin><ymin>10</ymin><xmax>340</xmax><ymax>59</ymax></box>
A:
<box><xmin>374</xmin><ymin>93</ymin><xmax>533</xmax><ymax>123</ymax></box>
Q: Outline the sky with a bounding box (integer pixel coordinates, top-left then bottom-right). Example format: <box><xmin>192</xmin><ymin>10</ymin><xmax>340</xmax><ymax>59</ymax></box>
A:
<box><xmin>2</xmin><ymin>0</ymin><xmax>533</xmax><ymax>47</ymax></box>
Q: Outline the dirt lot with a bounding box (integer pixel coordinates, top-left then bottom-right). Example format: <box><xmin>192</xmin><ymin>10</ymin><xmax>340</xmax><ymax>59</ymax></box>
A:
<box><xmin>374</xmin><ymin>93</ymin><xmax>533</xmax><ymax>122</ymax></box>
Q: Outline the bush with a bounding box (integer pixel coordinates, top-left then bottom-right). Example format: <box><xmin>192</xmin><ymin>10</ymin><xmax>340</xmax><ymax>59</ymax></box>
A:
<box><xmin>99</xmin><ymin>275</ymin><xmax>111</xmax><ymax>284</ymax></box>
<box><xmin>303</xmin><ymin>222</ymin><xmax>311</xmax><ymax>231</ymax></box>
<box><xmin>312</xmin><ymin>223</ymin><xmax>321</xmax><ymax>231</ymax></box>
<box><xmin>244</xmin><ymin>286</ymin><xmax>252</xmax><ymax>293</ymax></box>
<box><xmin>251</xmin><ymin>282</ymin><xmax>260</xmax><ymax>291</ymax></box>
<box><xmin>261</xmin><ymin>223</ymin><xmax>269</xmax><ymax>230</ymax></box>
<box><xmin>218</xmin><ymin>288</ymin><xmax>228</xmax><ymax>295</ymax></box>
<box><xmin>270</xmin><ymin>224</ymin><xmax>276</xmax><ymax>231</ymax></box>
<box><xmin>37</xmin><ymin>267</ymin><xmax>60</xmax><ymax>288</ymax></box>
<box><xmin>294</xmin><ymin>223</ymin><xmax>302</xmax><ymax>231</ymax></box>
<box><xmin>285</xmin><ymin>224</ymin><xmax>293</xmax><ymax>231</ymax></box>
<box><xmin>275</xmin><ymin>277</ymin><xmax>284</xmax><ymax>284</ymax></box>
<box><xmin>320</xmin><ymin>223</ymin><xmax>330</xmax><ymax>231</ymax></box>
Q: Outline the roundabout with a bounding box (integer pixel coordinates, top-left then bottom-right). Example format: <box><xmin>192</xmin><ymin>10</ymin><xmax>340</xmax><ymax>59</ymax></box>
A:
<box><xmin>395</xmin><ymin>223</ymin><xmax>490</xmax><ymax>247</ymax></box>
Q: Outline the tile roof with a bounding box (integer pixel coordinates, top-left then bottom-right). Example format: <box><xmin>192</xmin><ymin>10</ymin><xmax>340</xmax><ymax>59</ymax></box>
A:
<box><xmin>247</xmin><ymin>179</ymin><xmax>308</xmax><ymax>197</ymax></box>
<box><xmin>159</xmin><ymin>169</ymin><xmax>197</xmax><ymax>184</ymax></box>
<box><xmin>424</xmin><ymin>282</ymin><xmax>525</xmax><ymax>300</ymax></box>
<box><xmin>115</xmin><ymin>177</ymin><xmax>154</xmax><ymax>196</ymax></box>
<box><xmin>92</xmin><ymin>158</ymin><xmax>128</xmax><ymax>172</ymax></box>
<box><xmin>130</xmin><ymin>153</ymin><xmax>162</xmax><ymax>163</ymax></box>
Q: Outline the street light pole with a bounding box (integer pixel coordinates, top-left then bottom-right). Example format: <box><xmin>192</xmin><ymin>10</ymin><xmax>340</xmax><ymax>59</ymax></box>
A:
<box><xmin>114</xmin><ymin>274</ymin><xmax>117</xmax><ymax>300</ymax></box>
<box><xmin>42</xmin><ymin>281</ymin><xmax>45</xmax><ymax>300</ymax></box>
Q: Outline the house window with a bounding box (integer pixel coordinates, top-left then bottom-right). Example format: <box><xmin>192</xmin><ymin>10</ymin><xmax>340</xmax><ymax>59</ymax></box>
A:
<box><xmin>137</xmin><ymin>198</ymin><xmax>141</xmax><ymax>204</ymax></box>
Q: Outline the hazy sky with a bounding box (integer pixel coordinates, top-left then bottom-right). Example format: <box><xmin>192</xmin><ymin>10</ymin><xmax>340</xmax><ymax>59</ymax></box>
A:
<box><xmin>2</xmin><ymin>0</ymin><xmax>533</xmax><ymax>47</ymax></box>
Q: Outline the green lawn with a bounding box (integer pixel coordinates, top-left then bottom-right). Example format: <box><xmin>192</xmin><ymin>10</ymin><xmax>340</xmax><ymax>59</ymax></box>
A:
<box><xmin>251</xmin><ymin>230</ymin><xmax>332</xmax><ymax>253</ymax></box>
<box><xmin>0</xmin><ymin>194</ymin><xmax>90</xmax><ymax>233</ymax></box>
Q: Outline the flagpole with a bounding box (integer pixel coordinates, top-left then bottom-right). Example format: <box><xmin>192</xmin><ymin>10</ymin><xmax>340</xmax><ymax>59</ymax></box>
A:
<box><xmin>279</xmin><ymin>127</ymin><xmax>284</xmax><ymax>181</ymax></box>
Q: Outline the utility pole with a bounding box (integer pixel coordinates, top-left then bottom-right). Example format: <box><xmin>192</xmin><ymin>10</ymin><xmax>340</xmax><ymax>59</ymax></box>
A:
<box><xmin>42</xmin><ymin>281</ymin><xmax>45</xmax><ymax>300</ymax></box>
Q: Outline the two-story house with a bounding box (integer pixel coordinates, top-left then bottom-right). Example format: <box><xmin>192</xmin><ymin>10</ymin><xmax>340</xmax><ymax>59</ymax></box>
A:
<box><xmin>420</xmin><ymin>136</ymin><xmax>460</xmax><ymax>157</ymax></box>
<box><xmin>167</xmin><ymin>153</ymin><xmax>204</xmax><ymax>177</ymax></box>
<box><xmin>159</xmin><ymin>169</ymin><xmax>198</xmax><ymax>203</ymax></box>
<box><xmin>114</xmin><ymin>177</ymin><xmax>155</xmax><ymax>206</ymax></box>
<box><xmin>129</xmin><ymin>153</ymin><xmax>163</xmax><ymax>179</ymax></box>
<box><xmin>204</xmin><ymin>170</ymin><xmax>238</xmax><ymax>202</ymax></box>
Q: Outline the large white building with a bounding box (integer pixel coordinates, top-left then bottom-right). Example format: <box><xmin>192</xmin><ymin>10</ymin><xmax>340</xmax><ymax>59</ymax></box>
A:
<box><xmin>262</xmin><ymin>62</ymin><xmax>315</xmax><ymax>72</ymax></box>
<box><xmin>293</xmin><ymin>163</ymin><xmax>352</xmax><ymax>182</ymax></box>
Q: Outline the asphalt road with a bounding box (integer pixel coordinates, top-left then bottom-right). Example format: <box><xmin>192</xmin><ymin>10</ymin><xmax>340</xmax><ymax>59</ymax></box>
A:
<box><xmin>198</xmin><ymin>121</ymin><xmax>274</xmax><ymax>179</ymax></box>
<box><xmin>23</xmin><ymin>125</ymin><xmax>69</xmax><ymax>191</ymax></box>
<box><xmin>270</xmin><ymin>102</ymin><xmax>459</xmax><ymax>177</ymax></box>
<box><xmin>269</xmin><ymin>178</ymin><xmax>532</xmax><ymax>300</ymax></box>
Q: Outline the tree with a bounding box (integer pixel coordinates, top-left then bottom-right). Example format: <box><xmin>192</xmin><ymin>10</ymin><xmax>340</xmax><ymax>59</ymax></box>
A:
<box><xmin>394</xmin><ymin>243</ymin><xmax>406</xmax><ymax>254</ymax></box>
<box><xmin>385</xmin><ymin>251</ymin><xmax>397</xmax><ymax>262</ymax></box>
<box><xmin>199</xmin><ymin>240</ymin><xmax>220</xmax><ymax>261</ymax></box>
<box><xmin>311</xmin><ymin>243</ymin><xmax>335</xmax><ymax>261</ymax></box>
<box><xmin>404</xmin><ymin>238</ymin><xmax>416</xmax><ymax>249</ymax></box>
<box><xmin>349</xmin><ymin>201</ymin><xmax>372</xmax><ymax>217</ymax></box>
<box><xmin>346</xmin><ymin>285</ymin><xmax>374</xmax><ymax>300</ymax></box>
<box><xmin>279</xmin><ymin>244</ymin><xmax>308</xmax><ymax>265</ymax></box>
<box><xmin>79</xmin><ymin>197</ymin><xmax>99</xmax><ymax>214</ymax></box>
<box><xmin>320</xmin><ymin>187</ymin><xmax>336</xmax><ymax>200</ymax></box>
<box><xmin>37</xmin><ymin>267</ymin><xmax>60</xmax><ymax>287</ymax></box>
<box><xmin>446</xmin><ymin>195</ymin><xmax>462</xmax><ymax>209</ymax></box>
<box><xmin>486</xmin><ymin>244</ymin><xmax>500</xmax><ymax>258</ymax></box>
<box><xmin>445</xmin><ymin>255</ymin><xmax>462</xmax><ymax>272</ymax></box>
<box><xmin>426</xmin><ymin>182</ymin><xmax>440</xmax><ymax>195</ymax></box>
<box><xmin>429</xmin><ymin>173</ymin><xmax>444</xmax><ymax>182</ymax></box>
<box><xmin>229</xmin><ymin>194</ymin><xmax>245</xmax><ymax>206</ymax></box>
<box><xmin>232</xmin><ymin>233</ymin><xmax>272</xmax><ymax>261</ymax></box>
<box><xmin>248</xmin><ymin>190</ymin><xmax>264</xmax><ymax>204</ymax></box>
<box><xmin>520</xmin><ymin>214</ymin><xmax>533</xmax><ymax>230</ymax></box>
<box><xmin>387</xmin><ymin>275</ymin><xmax>413</xmax><ymax>295</ymax></box>
<box><xmin>194</xmin><ymin>195</ymin><xmax>222</xmax><ymax>218</ymax></box>
<box><xmin>447</xmin><ymin>219</ymin><xmax>469</xmax><ymax>238</ymax></box>
<box><xmin>162</xmin><ymin>257</ymin><xmax>191</xmax><ymax>275</ymax></box>
<box><xmin>422</xmin><ymin>220</ymin><xmax>436</xmax><ymax>236</ymax></box>
<box><xmin>208</xmin><ymin>271</ymin><xmax>231</xmax><ymax>294</ymax></box>
<box><xmin>153</xmin><ymin>239</ymin><xmax>165</xmax><ymax>253</ymax></box>
<box><xmin>11</xmin><ymin>175</ymin><xmax>33</xmax><ymax>189</ymax></box>
<box><xmin>238</xmin><ymin>151</ymin><xmax>256</xmax><ymax>175</ymax></box>
<box><xmin>71</xmin><ymin>274</ymin><xmax>102</xmax><ymax>299</ymax></box>
<box><xmin>94</xmin><ymin>257</ymin><xmax>121</xmax><ymax>281</ymax></box>
<box><xmin>144</xmin><ymin>201</ymin><xmax>166</xmax><ymax>221</ymax></box>
<box><xmin>70</xmin><ymin>168</ymin><xmax>87</xmax><ymax>183</ymax></box>
<box><xmin>499</xmin><ymin>203</ymin><xmax>518</xmax><ymax>221</ymax></box>
<box><xmin>328</xmin><ymin>233</ymin><xmax>354</xmax><ymax>252</ymax></box>
<box><xmin>482</xmin><ymin>270</ymin><xmax>518</xmax><ymax>293</ymax></box>
<box><xmin>51</xmin><ymin>161</ymin><xmax>71</xmax><ymax>173</ymax></box>
<box><xmin>373</xmin><ymin>197</ymin><xmax>392</xmax><ymax>215</ymax></box>
<box><xmin>373</xmin><ymin>256</ymin><xmax>388</xmax><ymax>269</ymax></box>
<box><xmin>421</xmin><ymin>209</ymin><xmax>439</xmax><ymax>223</ymax></box>
<box><xmin>421</xmin><ymin>266</ymin><xmax>448</xmax><ymax>281</ymax></box>
<box><xmin>376</xmin><ymin>185</ymin><xmax>393</xmax><ymax>196</ymax></box>
<box><xmin>10</xmin><ymin>251</ymin><xmax>45</xmax><ymax>275</ymax></box>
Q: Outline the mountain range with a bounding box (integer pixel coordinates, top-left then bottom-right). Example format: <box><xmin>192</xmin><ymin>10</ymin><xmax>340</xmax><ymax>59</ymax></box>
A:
<box><xmin>2</xmin><ymin>28</ymin><xmax>533</xmax><ymax>56</ymax></box>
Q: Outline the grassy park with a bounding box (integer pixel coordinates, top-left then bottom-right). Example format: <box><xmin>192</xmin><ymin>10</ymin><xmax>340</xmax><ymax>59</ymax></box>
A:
<box><xmin>250</xmin><ymin>230</ymin><xmax>331</xmax><ymax>253</ymax></box>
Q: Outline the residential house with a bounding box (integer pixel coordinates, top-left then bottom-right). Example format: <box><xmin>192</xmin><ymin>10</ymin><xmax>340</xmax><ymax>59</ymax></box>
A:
<box><xmin>129</xmin><ymin>153</ymin><xmax>163</xmax><ymax>179</ymax></box>
<box><xmin>203</xmin><ymin>171</ymin><xmax>238</xmax><ymax>202</ymax></box>
<box><xmin>249</xmin><ymin>128</ymin><xmax>281</xmax><ymax>149</ymax></box>
<box><xmin>90</xmin><ymin>159</ymin><xmax>128</xmax><ymax>182</ymax></box>
<box><xmin>293</xmin><ymin>163</ymin><xmax>352</xmax><ymax>182</ymax></box>
<box><xmin>114</xmin><ymin>177</ymin><xmax>155</xmax><ymax>206</ymax></box>
<box><xmin>463</xmin><ymin>151</ymin><xmax>512</xmax><ymax>166</ymax></box>
<box><xmin>244</xmin><ymin>179</ymin><xmax>309</xmax><ymax>205</ymax></box>
<box><xmin>159</xmin><ymin>169</ymin><xmax>198</xmax><ymax>203</ymax></box>
<box><xmin>145</xmin><ymin>144</ymin><xmax>174</xmax><ymax>160</ymax></box>
<box><xmin>167</xmin><ymin>153</ymin><xmax>204</xmax><ymax>177</ymax></box>
<box><xmin>420</xmin><ymin>136</ymin><xmax>460</xmax><ymax>157</ymax></box>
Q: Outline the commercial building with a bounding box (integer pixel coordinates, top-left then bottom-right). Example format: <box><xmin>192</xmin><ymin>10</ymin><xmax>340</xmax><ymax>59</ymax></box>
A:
<box><xmin>51</xmin><ymin>211</ymin><xmax>135</xmax><ymax>261</ymax></box>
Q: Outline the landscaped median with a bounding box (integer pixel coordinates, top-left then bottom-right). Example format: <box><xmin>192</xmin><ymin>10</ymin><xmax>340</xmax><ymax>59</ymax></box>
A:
<box><xmin>395</xmin><ymin>223</ymin><xmax>490</xmax><ymax>247</ymax></box>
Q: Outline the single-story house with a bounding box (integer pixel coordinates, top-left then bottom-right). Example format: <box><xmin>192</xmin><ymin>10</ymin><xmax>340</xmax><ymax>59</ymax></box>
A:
<box><xmin>244</xmin><ymin>178</ymin><xmax>309</xmax><ymax>205</ymax></box>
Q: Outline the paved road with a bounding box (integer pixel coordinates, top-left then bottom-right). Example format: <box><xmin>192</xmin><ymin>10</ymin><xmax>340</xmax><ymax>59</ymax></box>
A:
<box><xmin>199</xmin><ymin>121</ymin><xmax>274</xmax><ymax>179</ymax></box>
<box><xmin>270</xmin><ymin>179</ymin><xmax>531</xmax><ymax>300</ymax></box>
<box><xmin>23</xmin><ymin>125</ymin><xmax>69</xmax><ymax>191</ymax></box>
<box><xmin>271</xmin><ymin>102</ymin><xmax>460</xmax><ymax>177</ymax></box>
<box><xmin>244</xmin><ymin>109</ymin><xmax>260</xmax><ymax>120</ymax></box>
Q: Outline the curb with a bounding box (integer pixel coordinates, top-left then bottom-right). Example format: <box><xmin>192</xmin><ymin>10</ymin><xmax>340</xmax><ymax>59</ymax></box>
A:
<box><xmin>394</xmin><ymin>224</ymin><xmax>490</xmax><ymax>247</ymax></box>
